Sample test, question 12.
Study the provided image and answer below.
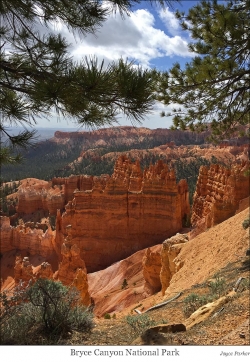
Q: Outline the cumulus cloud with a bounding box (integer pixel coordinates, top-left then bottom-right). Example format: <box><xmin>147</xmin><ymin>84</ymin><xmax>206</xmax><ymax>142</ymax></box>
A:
<box><xmin>25</xmin><ymin>6</ymin><xmax>193</xmax><ymax>128</ymax></box>
<box><xmin>51</xmin><ymin>9</ymin><xmax>192</xmax><ymax>68</ymax></box>
<box><xmin>158</xmin><ymin>7</ymin><xmax>180</xmax><ymax>35</ymax></box>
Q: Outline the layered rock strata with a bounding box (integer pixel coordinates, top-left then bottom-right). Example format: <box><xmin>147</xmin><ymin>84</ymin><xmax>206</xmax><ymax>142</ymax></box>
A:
<box><xmin>57</xmin><ymin>156</ymin><xmax>190</xmax><ymax>272</ymax></box>
<box><xmin>191</xmin><ymin>161</ymin><xmax>250</xmax><ymax>234</ymax></box>
<box><xmin>53</xmin><ymin>126</ymin><xmax>210</xmax><ymax>147</ymax></box>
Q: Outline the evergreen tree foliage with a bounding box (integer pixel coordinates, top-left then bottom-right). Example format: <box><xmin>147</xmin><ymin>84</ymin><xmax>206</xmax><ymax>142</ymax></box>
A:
<box><xmin>0</xmin><ymin>0</ymin><xmax>176</xmax><ymax>164</ymax></box>
<box><xmin>158</xmin><ymin>0</ymin><xmax>250</xmax><ymax>141</ymax></box>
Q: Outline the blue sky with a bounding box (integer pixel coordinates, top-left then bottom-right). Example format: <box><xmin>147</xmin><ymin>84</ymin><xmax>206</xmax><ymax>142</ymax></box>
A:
<box><xmin>35</xmin><ymin>1</ymin><xmax>201</xmax><ymax>130</ymax></box>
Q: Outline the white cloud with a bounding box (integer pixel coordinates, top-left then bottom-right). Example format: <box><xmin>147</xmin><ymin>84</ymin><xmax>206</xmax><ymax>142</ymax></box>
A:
<box><xmin>158</xmin><ymin>7</ymin><xmax>180</xmax><ymax>35</ymax></box>
<box><xmin>53</xmin><ymin>9</ymin><xmax>192</xmax><ymax>69</ymax></box>
<box><xmin>30</xmin><ymin>7</ymin><xmax>193</xmax><ymax>129</ymax></box>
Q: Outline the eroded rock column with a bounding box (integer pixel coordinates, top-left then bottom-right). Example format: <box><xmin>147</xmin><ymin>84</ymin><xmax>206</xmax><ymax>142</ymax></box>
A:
<box><xmin>160</xmin><ymin>233</ymin><xmax>188</xmax><ymax>295</ymax></box>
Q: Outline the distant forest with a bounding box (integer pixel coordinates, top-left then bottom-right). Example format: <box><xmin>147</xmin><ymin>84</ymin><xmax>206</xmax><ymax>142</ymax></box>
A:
<box><xmin>1</xmin><ymin>131</ymin><xmax>209</xmax><ymax>182</ymax></box>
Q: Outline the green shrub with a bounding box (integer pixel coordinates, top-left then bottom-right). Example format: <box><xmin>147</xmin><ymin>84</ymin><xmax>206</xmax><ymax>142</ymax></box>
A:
<box><xmin>121</xmin><ymin>279</ymin><xmax>128</xmax><ymax>289</ymax></box>
<box><xmin>237</xmin><ymin>277</ymin><xmax>250</xmax><ymax>292</ymax></box>
<box><xmin>182</xmin><ymin>293</ymin><xmax>211</xmax><ymax>318</ymax></box>
<box><xmin>0</xmin><ymin>279</ymin><xmax>93</xmax><ymax>344</ymax></box>
<box><xmin>104</xmin><ymin>313</ymin><xmax>111</xmax><ymax>319</ymax></box>
<box><xmin>242</xmin><ymin>218</ymin><xmax>250</xmax><ymax>229</ymax></box>
<box><xmin>209</xmin><ymin>277</ymin><xmax>227</xmax><ymax>297</ymax></box>
<box><xmin>125</xmin><ymin>314</ymin><xmax>168</xmax><ymax>337</ymax></box>
<box><xmin>125</xmin><ymin>314</ymin><xmax>155</xmax><ymax>335</ymax></box>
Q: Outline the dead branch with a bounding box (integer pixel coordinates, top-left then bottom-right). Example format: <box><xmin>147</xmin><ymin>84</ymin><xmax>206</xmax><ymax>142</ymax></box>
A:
<box><xmin>143</xmin><ymin>292</ymin><xmax>182</xmax><ymax>314</ymax></box>
<box><xmin>233</xmin><ymin>277</ymin><xmax>245</xmax><ymax>292</ymax></box>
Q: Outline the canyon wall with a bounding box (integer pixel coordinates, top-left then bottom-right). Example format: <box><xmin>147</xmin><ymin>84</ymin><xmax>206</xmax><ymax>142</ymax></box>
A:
<box><xmin>1</xmin><ymin>156</ymin><xmax>189</xmax><ymax>278</ymax></box>
<box><xmin>53</xmin><ymin>126</ymin><xmax>210</xmax><ymax>147</ymax></box>
<box><xmin>191</xmin><ymin>161</ymin><xmax>250</xmax><ymax>235</ymax></box>
<box><xmin>57</xmin><ymin>156</ymin><xmax>190</xmax><ymax>272</ymax></box>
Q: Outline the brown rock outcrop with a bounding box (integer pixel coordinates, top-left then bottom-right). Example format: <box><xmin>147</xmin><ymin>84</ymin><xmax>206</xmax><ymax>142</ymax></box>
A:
<box><xmin>160</xmin><ymin>233</ymin><xmax>188</xmax><ymax>296</ymax></box>
<box><xmin>58</xmin><ymin>156</ymin><xmax>190</xmax><ymax>272</ymax></box>
<box><xmin>57</xmin><ymin>225</ymin><xmax>86</xmax><ymax>283</ymax></box>
<box><xmin>191</xmin><ymin>161</ymin><xmax>250</xmax><ymax>235</ymax></box>
<box><xmin>142</xmin><ymin>248</ymin><xmax>162</xmax><ymax>295</ymax></box>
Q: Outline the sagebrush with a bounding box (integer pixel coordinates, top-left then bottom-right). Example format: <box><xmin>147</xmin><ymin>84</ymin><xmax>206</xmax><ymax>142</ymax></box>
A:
<box><xmin>0</xmin><ymin>279</ymin><xmax>93</xmax><ymax>344</ymax></box>
<box><xmin>125</xmin><ymin>314</ymin><xmax>168</xmax><ymax>340</ymax></box>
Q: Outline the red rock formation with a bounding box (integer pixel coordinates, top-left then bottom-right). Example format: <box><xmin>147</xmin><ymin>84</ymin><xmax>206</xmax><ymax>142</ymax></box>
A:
<box><xmin>142</xmin><ymin>248</ymin><xmax>162</xmax><ymax>295</ymax></box>
<box><xmin>178</xmin><ymin>179</ymin><xmax>190</xmax><ymax>221</ymax></box>
<box><xmin>57</xmin><ymin>156</ymin><xmax>190</xmax><ymax>272</ymax></box>
<box><xmin>14</xmin><ymin>256</ymin><xmax>34</xmax><ymax>285</ymax></box>
<box><xmin>0</xmin><ymin>216</ymin><xmax>56</xmax><ymax>258</ymax></box>
<box><xmin>160</xmin><ymin>233</ymin><xmax>188</xmax><ymax>296</ymax></box>
<box><xmin>17</xmin><ymin>179</ymin><xmax>50</xmax><ymax>215</ymax></box>
<box><xmin>17</xmin><ymin>179</ymin><xmax>64</xmax><ymax>216</ymax></box>
<box><xmin>52</xmin><ymin>175</ymin><xmax>98</xmax><ymax>204</ymax></box>
<box><xmin>0</xmin><ymin>216</ymin><xmax>13</xmax><ymax>254</ymax></box>
<box><xmin>191</xmin><ymin>161</ymin><xmax>250</xmax><ymax>235</ymax></box>
<box><xmin>35</xmin><ymin>262</ymin><xmax>54</xmax><ymax>280</ymax></box>
<box><xmin>72</xmin><ymin>268</ymin><xmax>90</xmax><ymax>306</ymax></box>
<box><xmin>56</xmin><ymin>225</ymin><xmax>90</xmax><ymax>306</ymax></box>
<box><xmin>54</xmin><ymin>209</ymin><xmax>64</xmax><ymax>258</ymax></box>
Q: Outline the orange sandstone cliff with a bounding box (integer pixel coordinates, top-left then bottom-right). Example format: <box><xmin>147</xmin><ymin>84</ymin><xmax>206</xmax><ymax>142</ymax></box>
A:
<box><xmin>1</xmin><ymin>156</ymin><xmax>189</xmax><ymax>276</ymax></box>
<box><xmin>56</xmin><ymin>156</ymin><xmax>190</xmax><ymax>272</ymax></box>
<box><xmin>191</xmin><ymin>161</ymin><xmax>250</xmax><ymax>237</ymax></box>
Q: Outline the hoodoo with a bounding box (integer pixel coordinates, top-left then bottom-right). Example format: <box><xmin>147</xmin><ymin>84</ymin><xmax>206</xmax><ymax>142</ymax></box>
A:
<box><xmin>57</xmin><ymin>156</ymin><xmax>190</xmax><ymax>272</ymax></box>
